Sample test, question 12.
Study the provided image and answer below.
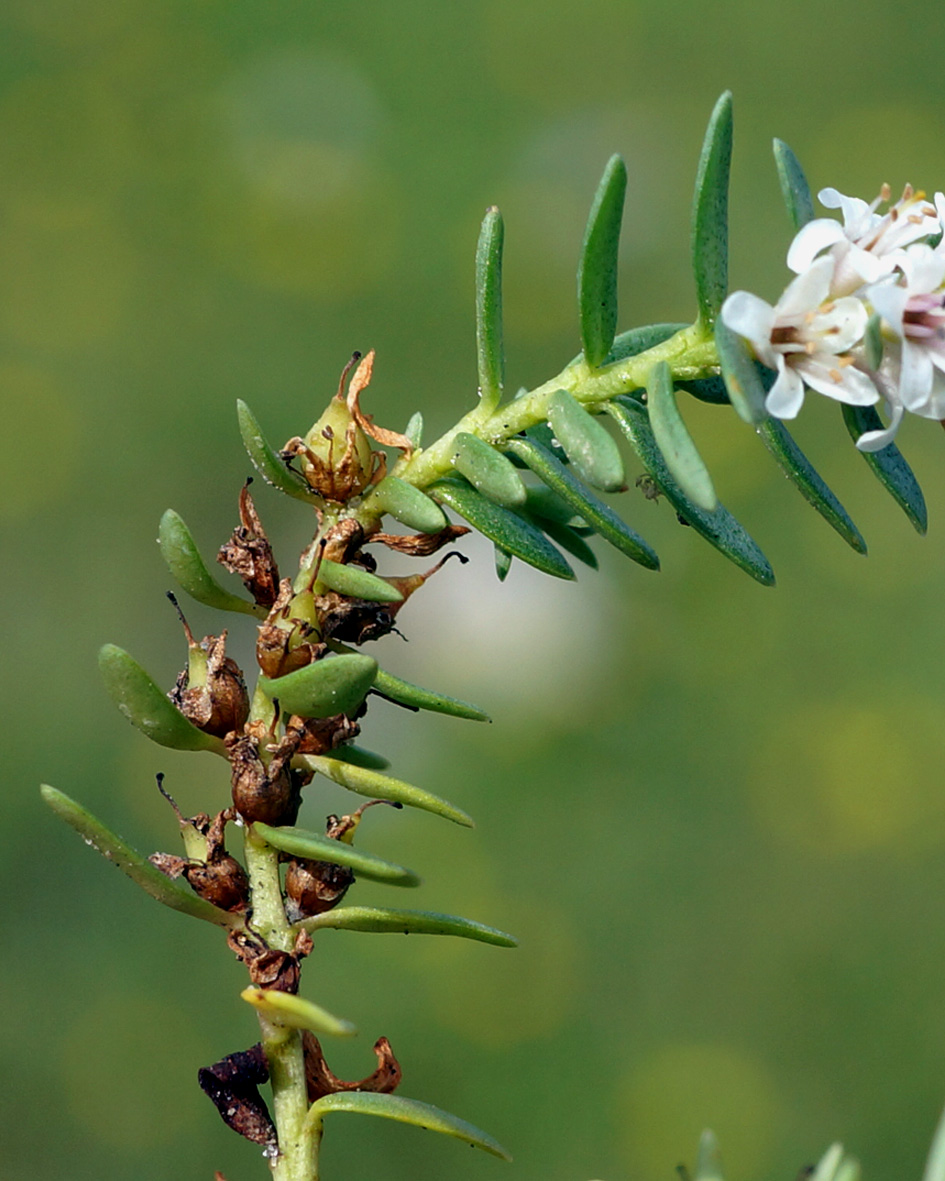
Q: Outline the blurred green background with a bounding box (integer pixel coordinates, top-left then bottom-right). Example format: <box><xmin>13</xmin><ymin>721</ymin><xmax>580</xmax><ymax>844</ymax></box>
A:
<box><xmin>6</xmin><ymin>2</ymin><xmax>945</xmax><ymax>1179</ymax></box>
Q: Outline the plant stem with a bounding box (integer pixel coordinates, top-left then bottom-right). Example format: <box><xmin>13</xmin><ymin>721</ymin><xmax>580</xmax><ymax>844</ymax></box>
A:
<box><xmin>244</xmin><ymin>826</ymin><xmax>318</xmax><ymax>1181</ymax></box>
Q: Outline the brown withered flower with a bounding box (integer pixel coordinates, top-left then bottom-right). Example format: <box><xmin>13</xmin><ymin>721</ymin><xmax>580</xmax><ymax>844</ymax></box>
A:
<box><xmin>217</xmin><ymin>481</ymin><xmax>280</xmax><ymax>608</ymax></box>
<box><xmin>198</xmin><ymin>1044</ymin><xmax>277</xmax><ymax>1149</ymax></box>
<box><xmin>255</xmin><ymin>577</ymin><xmax>326</xmax><ymax>681</ymax></box>
<box><xmin>302</xmin><ymin>1033</ymin><xmax>402</xmax><ymax>1102</ymax></box>
<box><xmin>167</xmin><ymin>595</ymin><xmax>249</xmax><ymax>738</ymax></box>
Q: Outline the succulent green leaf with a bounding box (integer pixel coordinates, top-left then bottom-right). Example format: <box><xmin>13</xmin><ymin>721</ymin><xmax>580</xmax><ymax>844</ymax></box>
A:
<box><xmin>606</xmin><ymin>398</ymin><xmax>775</xmax><ymax>585</ymax></box>
<box><xmin>475</xmin><ymin>206</ymin><xmax>505</xmax><ymax>416</ymax></box>
<box><xmin>371</xmin><ymin>665</ymin><xmax>491</xmax><ymax>723</ymax></box>
<box><xmin>405</xmin><ymin>411</ymin><xmax>424</xmax><ymax>448</ymax></box>
<box><xmin>306</xmin><ymin>1092</ymin><xmax>511</xmax><ymax>1161</ymax></box>
<box><xmin>647</xmin><ymin>361</ymin><xmax>718</xmax><ymax>512</ymax></box>
<box><xmin>300</xmin><ymin>905</ymin><xmax>518</xmax><ymax>947</ymax></box>
<box><xmin>429</xmin><ymin>477</ymin><xmax>574</xmax><ymax>580</ymax></box>
<box><xmin>812</xmin><ymin>1144</ymin><xmax>845</xmax><ymax>1181</ymax></box>
<box><xmin>259</xmin><ymin>654</ymin><xmax>378</xmax><ymax>719</ymax></box>
<box><xmin>236</xmin><ymin>399</ymin><xmax>320</xmax><ymax>503</ymax></box>
<box><xmin>578</xmin><ymin>154</ymin><xmax>627</xmax><ymax>367</ymax></box>
<box><xmin>535</xmin><ymin>516</ymin><xmax>598</xmax><ymax>569</ymax></box>
<box><xmin>573</xmin><ymin>321</ymin><xmax>683</xmax><ymax>368</ymax></box>
<box><xmin>450</xmin><ymin>432</ymin><xmax>526</xmax><ymax>507</ymax></box>
<box><xmin>772</xmin><ymin>138</ymin><xmax>814</xmax><ymax>231</ymax></box>
<box><xmin>332</xmin><ymin>744</ymin><xmax>391</xmax><ymax>771</ymax></box>
<box><xmin>297</xmin><ymin>753</ymin><xmax>474</xmax><ymax>827</ymax></box>
<box><xmin>714</xmin><ymin>316</ymin><xmax>769</xmax><ymax>425</ymax></box>
<box><xmin>524</xmin><ymin>484</ymin><xmax>580</xmax><ymax>526</ymax></box>
<box><xmin>758</xmin><ymin>417</ymin><xmax>866</xmax><ymax>553</ymax></box>
<box><xmin>691</xmin><ymin>92</ymin><xmax>733</xmax><ymax>328</ymax></box>
<box><xmin>316</xmin><ymin>558</ymin><xmax>403</xmax><ymax>603</ymax></box>
<box><xmin>506</xmin><ymin>435</ymin><xmax>659</xmax><ymax>570</ymax></box>
<box><xmin>841</xmin><ymin>403</ymin><xmax>927</xmax><ymax>533</ymax></box>
<box><xmin>695</xmin><ymin>1129</ymin><xmax>724</xmax><ymax>1181</ymax></box>
<box><xmin>240</xmin><ymin>987</ymin><xmax>356</xmax><ymax>1037</ymax></box>
<box><xmin>158</xmin><ymin>510</ymin><xmax>264</xmax><ymax>618</ymax></box>
<box><xmin>494</xmin><ymin>543</ymin><xmax>512</xmax><ymax>581</ymax></box>
<box><xmin>546</xmin><ymin>390</ymin><xmax>626</xmax><ymax>491</ymax></box>
<box><xmin>835</xmin><ymin>1161</ymin><xmax>861</xmax><ymax>1181</ymax></box>
<box><xmin>369</xmin><ymin>475</ymin><xmax>447</xmax><ymax>534</ymax></box>
<box><xmin>922</xmin><ymin>1105</ymin><xmax>945</xmax><ymax>1181</ymax></box>
<box><xmin>98</xmin><ymin>644</ymin><xmax>225</xmax><ymax>754</ymax></box>
<box><xmin>40</xmin><ymin>785</ymin><xmax>235</xmax><ymax>927</ymax></box>
<box><xmin>253</xmin><ymin>823</ymin><xmax>421</xmax><ymax>887</ymax></box>
<box><xmin>864</xmin><ymin>311</ymin><xmax>884</xmax><ymax>371</ymax></box>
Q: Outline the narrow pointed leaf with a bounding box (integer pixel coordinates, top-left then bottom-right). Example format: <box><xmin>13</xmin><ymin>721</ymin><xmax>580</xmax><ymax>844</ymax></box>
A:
<box><xmin>405</xmin><ymin>411</ymin><xmax>424</xmax><ymax>448</ymax></box>
<box><xmin>525</xmin><ymin>484</ymin><xmax>580</xmax><ymax>526</ymax></box>
<box><xmin>300</xmin><ymin>905</ymin><xmax>517</xmax><ymax>947</ymax></box>
<box><xmin>506</xmin><ymin>435</ymin><xmax>659</xmax><ymax>570</ymax></box>
<box><xmin>237</xmin><ymin>400</ymin><xmax>320</xmax><ymax>503</ymax></box>
<box><xmin>835</xmin><ymin>1161</ymin><xmax>861</xmax><ymax>1181</ymax></box>
<box><xmin>241</xmin><ymin>987</ymin><xmax>356</xmax><ymax>1037</ymax></box>
<box><xmin>450</xmin><ymin>432</ymin><xmax>526</xmax><ymax>507</ymax></box>
<box><xmin>476</xmin><ymin>206</ymin><xmax>505</xmax><ymax>416</ymax></box>
<box><xmin>306</xmin><ymin>1092</ymin><xmax>511</xmax><ymax>1161</ymax></box>
<box><xmin>546</xmin><ymin>389</ymin><xmax>626</xmax><ymax>491</ymax></box>
<box><xmin>773</xmin><ymin>138</ymin><xmax>814</xmax><ymax>231</ymax></box>
<box><xmin>579</xmin><ymin>154</ymin><xmax>627</xmax><ymax>367</ymax></box>
<box><xmin>254</xmin><ymin>823</ymin><xmax>421</xmax><ymax>887</ymax></box>
<box><xmin>714</xmin><ymin>317</ymin><xmax>768</xmax><ymax>425</ymax></box>
<box><xmin>525</xmin><ymin>420</ymin><xmax>570</xmax><ymax>465</ymax></box>
<box><xmin>158</xmin><ymin>510</ymin><xmax>264</xmax><ymax>617</ymax></box>
<box><xmin>371</xmin><ymin>665</ymin><xmax>491</xmax><ymax>723</ymax></box>
<box><xmin>922</xmin><ymin>1105</ymin><xmax>945</xmax><ymax>1181</ymax></box>
<box><xmin>691</xmin><ymin>92</ymin><xmax>733</xmax><ymax>328</ymax></box>
<box><xmin>812</xmin><ymin>1144</ymin><xmax>845</xmax><ymax>1181</ymax></box>
<box><xmin>695</xmin><ymin>1129</ymin><xmax>724</xmax><ymax>1181</ymax></box>
<box><xmin>296</xmin><ymin>753</ymin><xmax>474</xmax><ymax>827</ymax></box>
<box><xmin>841</xmin><ymin>403</ymin><xmax>927</xmax><ymax>533</ymax></box>
<box><xmin>40</xmin><ymin>785</ymin><xmax>235</xmax><ymax>927</ymax></box>
<box><xmin>606</xmin><ymin>398</ymin><xmax>775</xmax><ymax>585</ymax></box>
<box><xmin>259</xmin><ymin>654</ymin><xmax>378</xmax><ymax>719</ymax></box>
<box><xmin>98</xmin><ymin>644</ymin><xmax>225</xmax><ymax>754</ymax></box>
<box><xmin>332</xmin><ymin>744</ymin><xmax>391</xmax><ymax>771</ymax></box>
<box><xmin>758</xmin><ymin>417</ymin><xmax>866</xmax><ymax>553</ymax></box>
<box><xmin>494</xmin><ymin>544</ymin><xmax>512</xmax><ymax>581</ymax></box>
<box><xmin>647</xmin><ymin>361</ymin><xmax>718</xmax><ymax>511</ymax></box>
<box><xmin>537</xmin><ymin>516</ymin><xmax>598</xmax><ymax>569</ymax></box>
<box><xmin>369</xmin><ymin>475</ymin><xmax>447</xmax><ymax>534</ymax></box>
<box><xmin>429</xmin><ymin>477</ymin><xmax>574</xmax><ymax>579</ymax></box>
<box><xmin>864</xmin><ymin>311</ymin><xmax>884</xmax><ymax>371</ymax></box>
<box><xmin>316</xmin><ymin>558</ymin><xmax>403</xmax><ymax>603</ymax></box>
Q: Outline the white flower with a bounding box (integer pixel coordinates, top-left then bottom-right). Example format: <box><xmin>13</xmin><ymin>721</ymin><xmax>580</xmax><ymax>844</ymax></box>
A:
<box><xmin>721</xmin><ymin>256</ymin><xmax>878</xmax><ymax>419</ymax></box>
<box><xmin>787</xmin><ymin>184</ymin><xmax>942</xmax><ymax>297</ymax></box>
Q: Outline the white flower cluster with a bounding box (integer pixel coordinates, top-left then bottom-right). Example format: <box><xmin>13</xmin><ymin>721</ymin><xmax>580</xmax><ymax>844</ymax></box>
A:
<box><xmin>721</xmin><ymin>184</ymin><xmax>945</xmax><ymax>450</ymax></box>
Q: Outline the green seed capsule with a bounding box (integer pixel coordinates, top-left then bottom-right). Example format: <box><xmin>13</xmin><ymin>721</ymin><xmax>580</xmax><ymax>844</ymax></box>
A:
<box><xmin>546</xmin><ymin>389</ymin><xmax>626</xmax><ymax>492</ymax></box>
<box><xmin>450</xmin><ymin>432</ymin><xmax>526</xmax><ymax>507</ymax></box>
<box><xmin>158</xmin><ymin>510</ymin><xmax>263</xmax><ymax>617</ymax></box>
<box><xmin>259</xmin><ymin>653</ymin><xmax>378</xmax><ymax>719</ymax></box>
<box><xmin>316</xmin><ymin>559</ymin><xmax>403</xmax><ymax>604</ymax></box>
<box><xmin>367</xmin><ymin>476</ymin><xmax>447</xmax><ymax>534</ymax></box>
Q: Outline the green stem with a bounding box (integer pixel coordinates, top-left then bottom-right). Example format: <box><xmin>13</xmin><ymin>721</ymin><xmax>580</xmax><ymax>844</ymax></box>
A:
<box><xmin>244</xmin><ymin>827</ymin><xmax>319</xmax><ymax>1181</ymax></box>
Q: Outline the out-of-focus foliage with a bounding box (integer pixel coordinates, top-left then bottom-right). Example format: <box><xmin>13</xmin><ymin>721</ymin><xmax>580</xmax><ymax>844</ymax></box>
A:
<box><xmin>8</xmin><ymin>3</ymin><xmax>945</xmax><ymax>1180</ymax></box>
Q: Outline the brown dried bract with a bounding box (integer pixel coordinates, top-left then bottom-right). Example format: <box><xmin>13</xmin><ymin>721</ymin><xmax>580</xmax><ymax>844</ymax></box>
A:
<box><xmin>371</xmin><ymin>524</ymin><xmax>470</xmax><ymax>557</ymax></box>
<box><xmin>345</xmin><ymin>351</ymin><xmax>413</xmax><ymax>456</ymax></box>
<box><xmin>293</xmin><ymin>712</ymin><xmax>360</xmax><ymax>757</ymax></box>
<box><xmin>227</xmin><ymin>929</ymin><xmax>304</xmax><ymax>992</ymax></box>
<box><xmin>217</xmin><ymin>483</ymin><xmax>280</xmax><ymax>607</ymax></box>
<box><xmin>198</xmin><ymin>1043</ymin><xmax>276</xmax><ymax>1149</ymax></box>
<box><xmin>303</xmin><ymin>1033</ymin><xmax>402</xmax><ymax>1102</ymax></box>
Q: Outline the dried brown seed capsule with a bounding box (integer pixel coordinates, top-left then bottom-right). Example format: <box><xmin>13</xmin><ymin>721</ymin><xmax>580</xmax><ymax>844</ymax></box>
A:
<box><xmin>256</xmin><ymin>577</ymin><xmax>325</xmax><ymax>680</ymax></box>
<box><xmin>217</xmin><ymin>482</ymin><xmax>280</xmax><ymax>608</ymax></box>
<box><xmin>285</xmin><ymin>856</ymin><xmax>354</xmax><ymax>920</ymax></box>
<box><xmin>225</xmin><ymin>731</ymin><xmax>302</xmax><ymax>827</ymax></box>
<box><xmin>167</xmin><ymin>597</ymin><xmax>249</xmax><ymax>738</ymax></box>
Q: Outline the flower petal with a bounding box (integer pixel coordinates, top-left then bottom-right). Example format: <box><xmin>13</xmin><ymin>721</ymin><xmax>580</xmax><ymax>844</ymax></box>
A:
<box><xmin>764</xmin><ymin>360</ymin><xmax>805</xmax><ymax>418</ymax></box>
<box><xmin>786</xmin><ymin>219</ymin><xmax>846</xmax><ymax>273</ymax></box>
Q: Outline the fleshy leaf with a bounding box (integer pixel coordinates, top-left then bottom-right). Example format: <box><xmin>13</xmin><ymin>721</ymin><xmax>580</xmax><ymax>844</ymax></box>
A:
<box><xmin>646</xmin><ymin>360</ymin><xmax>718</xmax><ymax>512</ymax></box>
<box><xmin>506</xmin><ymin>436</ymin><xmax>659</xmax><ymax>570</ymax></box>
<box><xmin>372</xmin><ymin>666</ymin><xmax>491</xmax><ymax>723</ymax></box>
<box><xmin>240</xmin><ymin>987</ymin><xmax>356</xmax><ymax>1037</ymax></box>
<box><xmin>259</xmin><ymin>654</ymin><xmax>378</xmax><ymax>719</ymax></box>
<box><xmin>405</xmin><ymin>411</ymin><xmax>424</xmax><ymax>449</ymax></box>
<box><xmin>772</xmin><ymin>138</ymin><xmax>814</xmax><ymax>231</ymax></box>
<box><xmin>429</xmin><ymin>477</ymin><xmax>574</xmax><ymax>580</ymax></box>
<box><xmin>476</xmin><ymin>206</ymin><xmax>505</xmax><ymax>416</ymax></box>
<box><xmin>758</xmin><ymin>417</ymin><xmax>866</xmax><ymax>553</ymax></box>
<box><xmin>606</xmin><ymin>398</ymin><xmax>775</xmax><ymax>585</ymax></box>
<box><xmin>922</xmin><ymin>1105</ymin><xmax>945</xmax><ymax>1181</ymax></box>
<box><xmin>158</xmin><ymin>510</ymin><xmax>264</xmax><ymax>617</ymax></box>
<box><xmin>578</xmin><ymin>154</ymin><xmax>627</xmax><ymax>367</ymax></box>
<box><xmin>536</xmin><ymin>516</ymin><xmax>598</xmax><ymax>569</ymax></box>
<box><xmin>450</xmin><ymin>432</ymin><xmax>526</xmax><ymax>507</ymax></box>
<box><xmin>546</xmin><ymin>389</ymin><xmax>626</xmax><ymax>491</ymax></box>
<box><xmin>714</xmin><ymin>316</ymin><xmax>768</xmax><ymax>425</ymax></box>
<box><xmin>841</xmin><ymin>403</ymin><xmax>927</xmax><ymax>534</ymax></box>
<box><xmin>864</xmin><ymin>311</ymin><xmax>883</xmax><ymax>371</ymax></box>
<box><xmin>332</xmin><ymin>744</ymin><xmax>391</xmax><ymax>771</ymax></box>
<box><xmin>296</xmin><ymin>753</ymin><xmax>474</xmax><ymax>827</ymax></box>
<box><xmin>305</xmin><ymin>1092</ymin><xmax>511</xmax><ymax>1161</ymax></box>
<box><xmin>316</xmin><ymin>558</ymin><xmax>404</xmax><ymax>603</ymax></box>
<box><xmin>695</xmin><ymin>1129</ymin><xmax>724</xmax><ymax>1181</ymax></box>
<box><xmin>494</xmin><ymin>544</ymin><xmax>512</xmax><ymax>581</ymax></box>
<box><xmin>41</xmin><ymin>785</ymin><xmax>235</xmax><ymax>927</ymax></box>
<box><xmin>253</xmin><ymin>823</ymin><xmax>421</xmax><ymax>887</ymax></box>
<box><xmin>575</xmin><ymin>321</ymin><xmax>683</xmax><ymax>368</ymax></box>
<box><xmin>691</xmin><ymin>92</ymin><xmax>733</xmax><ymax>328</ymax></box>
<box><xmin>98</xmin><ymin>644</ymin><xmax>225</xmax><ymax>754</ymax></box>
<box><xmin>369</xmin><ymin>476</ymin><xmax>447</xmax><ymax>534</ymax></box>
<box><xmin>236</xmin><ymin>399</ymin><xmax>320</xmax><ymax>503</ymax></box>
<box><xmin>812</xmin><ymin>1145</ymin><xmax>845</xmax><ymax>1181</ymax></box>
<box><xmin>300</xmin><ymin>905</ymin><xmax>517</xmax><ymax>947</ymax></box>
